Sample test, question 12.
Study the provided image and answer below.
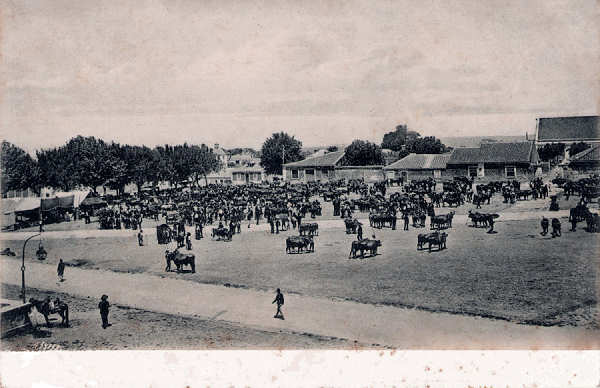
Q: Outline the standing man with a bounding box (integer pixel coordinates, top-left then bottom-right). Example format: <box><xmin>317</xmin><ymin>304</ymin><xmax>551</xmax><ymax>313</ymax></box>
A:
<box><xmin>272</xmin><ymin>288</ymin><xmax>285</xmax><ymax>320</ymax></box>
<box><xmin>269</xmin><ymin>216</ymin><xmax>275</xmax><ymax>234</ymax></box>
<box><xmin>186</xmin><ymin>232</ymin><xmax>192</xmax><ymax>250</ymax></box>
<box><xmin>403</xmin><ymin>211</ymin><xmax>409</xmax><ymax>231</ymax></box>
<box><xmin>487</xmin><ymin>216</ymin><xmax>495</xmax><ymax>234</ymax></box>
<box><xmin>540</xmin><ymin>216</ymin><xmax>549</xmax><ymax>236</ymax></box>
<box><xmin>57</xmin><ymin>259</ymin><xmax>65</xmax><ymax>282</ymax></box>
<box><xmin>357</xmin><ymin>223</ymin><xmax>363</xmax><ymax>240</ymax></box>
<box><xmin>99</xmin><ymin>295</ymin><xmax>111</xmax><ymax>329</ymax></box>
<box><xmin>138</xmin><ymin>229</ymin><xmax>144</xmax><ymax>246</ymax></box>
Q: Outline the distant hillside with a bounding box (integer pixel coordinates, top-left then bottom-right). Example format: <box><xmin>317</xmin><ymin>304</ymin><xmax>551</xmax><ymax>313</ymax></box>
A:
<box><xmin>440</xmin><ymin>136</ymin><xmax>528</xmax><ymax>148</ymax></box>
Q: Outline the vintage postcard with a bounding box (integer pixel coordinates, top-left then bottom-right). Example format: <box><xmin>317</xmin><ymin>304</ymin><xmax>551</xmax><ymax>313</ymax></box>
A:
<box><xmin>1</xmin><ymin>0</ymin><xmax>598</xmax><ymax>385</ymax></box>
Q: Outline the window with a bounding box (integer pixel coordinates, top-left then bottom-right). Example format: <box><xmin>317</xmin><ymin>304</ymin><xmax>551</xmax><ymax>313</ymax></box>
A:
<box><xmin>468</xmin><ymin>166</ymin><xmax>478</xmax><ymax>177</ymax></box>
<box><xmin>306</xmin><ymin>169</ymin><xmax>314</xmax><ymax>175</ymax></box>
<box><xmin>291</xmin><ymin>169</ymin><xmax>299</xmax><ymax>179</ymax></box>
<box><xmin>433</xmin><ymin>170</ymin><xmax>441</xmax><ymax>179</ymax></box>
<box><xmin>505</xmin><ymin>165</ymin><xmax>516</xmax><ymax>178</ymax></box>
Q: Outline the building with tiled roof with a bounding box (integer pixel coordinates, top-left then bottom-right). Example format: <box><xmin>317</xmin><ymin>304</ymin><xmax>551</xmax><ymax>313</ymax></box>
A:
<box><xmin>536</xmin><ymin>116</ymin><xmax>599</xmax><ymax>144</ymax></box>
<box><xmin>384</xmin><ymin>153</ymin><xmax>451</xmax><ymax>182</ymax></box>
<box><xmin>446</xmin><ymin>142</ymin><xmax>539</xmax><ymax>180</ymax></box>
<box><xmin>282</xmin><ymin>151</ymin><xmax>345</xmax><ymax>182</ymax></box>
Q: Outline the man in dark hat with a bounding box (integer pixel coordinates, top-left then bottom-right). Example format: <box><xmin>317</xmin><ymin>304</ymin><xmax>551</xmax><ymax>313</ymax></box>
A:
<box><xmin>99</xmin><ymin>295</ymin><xmax>111</xmax><ymax>329</ymax></box>
<box><xmin>57</xmin><ymin>259</ymin><xmax>65</xmax><ymax>282</ymax></box>
<box><xmin>272</xmin><ymin>288</ymin><xmax>284</xmax><ymax>320</ymax></box>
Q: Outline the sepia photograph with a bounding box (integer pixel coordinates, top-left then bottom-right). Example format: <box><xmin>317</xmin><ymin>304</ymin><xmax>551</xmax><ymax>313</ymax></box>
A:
<box><xmin>0</xmin><ymin>0</ymin><xmax>598</xmax><ymax>386</ymax></box>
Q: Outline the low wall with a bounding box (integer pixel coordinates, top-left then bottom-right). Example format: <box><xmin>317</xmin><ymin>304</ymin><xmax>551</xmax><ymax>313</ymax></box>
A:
<box><xmin>334</xmin><ymin>166</ymin><xmax>385</xmax><ymax>182</ymax></box>
<box><xmin>1</xmin><ymin>300</ymin><xmax>32</xmax><ymax>338</ymax></box>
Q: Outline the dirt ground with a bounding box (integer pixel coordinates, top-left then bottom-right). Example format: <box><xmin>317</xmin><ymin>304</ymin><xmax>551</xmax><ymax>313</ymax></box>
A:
<box><xmin>1</xmin><ymin>283</ymin><xmax>366</xmax><ymax>350</ymax></box>
<box><xmin>3</xmin><ymin>212</ymin><xmax>598</xmax><ymax>328</ymax></box>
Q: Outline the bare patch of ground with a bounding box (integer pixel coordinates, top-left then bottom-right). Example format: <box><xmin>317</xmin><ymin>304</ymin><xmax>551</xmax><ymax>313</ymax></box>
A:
<box><xmin>1</xmin><ymin>283</ymin><xmax>369</xmax><ymax>350</ymax></box>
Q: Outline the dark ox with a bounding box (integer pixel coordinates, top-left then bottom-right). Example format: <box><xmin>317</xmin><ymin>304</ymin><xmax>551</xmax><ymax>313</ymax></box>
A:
<box><xmin>417</xmin><ymin>231</ymin><xmax>448</xmax><ymax>252</ymax></box>
<box><xmin>349</xmin><ymin>239</ymin><xmax>381</xmax><ymax>259</ymax></box>
<box><xmin>299</xmin><ymin>223</ymin><xmax>319</xmax><ymax>236</ymax></box>
<box><xmin>165</xmin><ymin>250</ymin><xmax>196</xmax><ymax>273</ymax></box>
<box><xmin>286</xmin><ymin>236</ymin><xmax>314</xmax><ymax>254</ymax></box>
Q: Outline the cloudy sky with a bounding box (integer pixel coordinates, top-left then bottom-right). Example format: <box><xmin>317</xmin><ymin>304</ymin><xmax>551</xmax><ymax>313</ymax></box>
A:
<box><xmin>1</xmin><ymin>0</ymin><xmax>598</xmax><ymax>152</ymax></box>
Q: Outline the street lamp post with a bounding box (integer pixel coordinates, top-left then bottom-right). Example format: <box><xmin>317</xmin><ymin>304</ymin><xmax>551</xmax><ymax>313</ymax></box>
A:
<box><xmin>20</xmin><ymin>233</ymin><xmax>41</xmax><ymax>303</ymax></box>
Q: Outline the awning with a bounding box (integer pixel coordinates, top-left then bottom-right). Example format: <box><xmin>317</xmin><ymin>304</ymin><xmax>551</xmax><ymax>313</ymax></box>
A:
<box><xmin>54</xmin><ymin>190</ymin><xmax>89</xmax><ymax>208</ymax></box>
<box><xmin>41</xmin><ymin>197</ymin><xmax>60</xmax><ymax>211</ymax></box>
<box><xmin>80</xmin><ymin>197</ymin><xmax>107</xmax><ymax>207</ymax></box>
<box><xmin>58</xmin><ymin>195</ymin><xmax>74</xmax><ymax>208</ymax></box>
<box><xmin>14</xmin><ymin>198</ymin><xmax>41</xmax><ymax>213</ymax></box>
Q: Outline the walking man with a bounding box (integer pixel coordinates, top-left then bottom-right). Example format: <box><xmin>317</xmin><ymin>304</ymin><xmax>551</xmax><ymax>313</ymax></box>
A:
<box><xmin>357</xmin><ymin>223</ymin><xmax>363</xmax><ymax>240</ymax></box>
<box><xmin>99</xmin><ymin>294</ymin><xmax>111</xmax><ymax>329</ymax></box>
<box><xmin>272</xmin><ymin>288</ymin><xmax>285</xmax><ymax>320</ymax></box>
<box><xmin>57</xmin><ymin>258</ymin><xmax>65</xmax><ymax>282</ymax></box>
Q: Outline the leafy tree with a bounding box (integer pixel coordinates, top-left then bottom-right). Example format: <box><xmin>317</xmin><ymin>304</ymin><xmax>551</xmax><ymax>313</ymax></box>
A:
<box><xmin>260</xmin><ymin>132</ymin><xmax>303</xmax><ymax>175</ymax></box>
<box><xmin>569</xmin><ymin>142</ymin><xmax>590</xmax><ymax>157</ymax></box>
<box><xmin>381</xmin><ymin>124</ymin><xmax>408</xmax><ymax>151</ymax></box>
<box><xmin>58</xmin><ymin>136</ymin><xmax>112</xmax><ymax>193</ymax></box>
<box><xmin>327</xmin><ymin>145</ymin><xmax>339</xmax><ymax>152</ymax></box>
<box><xmin>1</xmin><ymin>141</ymin><xmax>40</xmax><ymax>194</ymax></box>
<box><xmin>538</xmin><ymin>143</ymin><xmax>565</xmax><ymax>163</ymax></box>
<box><xmin>36</xmin><ymin>146</ymin><xmax>78</xmax><ymax>192</ymax></box>
<box><xmin>103</xmin><ymin>143</ymin><xmax>129</xmax><ymax>196</ymax></box>
<box><xmin>341</xmin><ymin>140</ymin><xmax>385</xmax><ymax>166</ymax></box>
<box><xmin>406</xmin><ymin>136</ymin><xmax>447</xmax><ymax>154</ymax></box>
<box><xmin>189</xmin><ymin>144</ymin><xmax>222</xmax><ymax>186</ymax></box>
<box><xmin>155</xmin><ymin>145</ymin><xmax>177</xmax><ymax>187</ymax></box>
<box><xmin>406</xmin><ymin>130</ymin><xmax>421</xmax><ymax>140</ymax></box>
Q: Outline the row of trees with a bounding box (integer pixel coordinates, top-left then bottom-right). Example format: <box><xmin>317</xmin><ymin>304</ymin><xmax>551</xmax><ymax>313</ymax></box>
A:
<box><xmin>258</xmin><ymin>125</ymin><xmax>450</xmax><ymax>173</ymax></box>
<box><xmin>1</xmin><ymin>137</ymin><xmax>222</xmax><ymax>195</ymax></box>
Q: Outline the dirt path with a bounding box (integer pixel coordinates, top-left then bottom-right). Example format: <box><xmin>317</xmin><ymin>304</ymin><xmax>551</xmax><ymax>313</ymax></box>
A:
<box><xmin>2</xmin><ymin>257</ymin><xmax>597</xmax><ymax>349</ymax></box>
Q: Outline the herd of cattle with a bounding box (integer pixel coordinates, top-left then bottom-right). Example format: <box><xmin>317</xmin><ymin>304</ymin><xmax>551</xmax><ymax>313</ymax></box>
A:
<box><xmin>83</xmin><ymin>174</ymin><xmax>599</xmax><ymax>270</ymax></box>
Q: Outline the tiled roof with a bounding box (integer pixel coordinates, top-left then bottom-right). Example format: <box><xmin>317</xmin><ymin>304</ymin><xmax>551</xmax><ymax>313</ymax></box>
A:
<box><xmin>448</xmin><ymin>142</ymin><xmax>535</xmax><ymax>164</ymax></box>
<box><xmin>537</xmin><ymin>116</ymin><xmax>599</xmax><ymax>142</ymax></box>
<box><xmin>283</xmin><ymin>150</ymin><xmax>345</xmax><ymax>168</ymax></box>
<box><xmin>384</xmin><ymin>153</ymin><xmax>451</xmax><ymax>170</ymax></box>
<box><xmin>447</xmin><ymin>147</ymin><xmax>482</xmax><ymax>164</ymax></box>
<box><xmin>569</xmin><ymin>145</ymin><xmax>600</xmax><ymax>163</ymax></box>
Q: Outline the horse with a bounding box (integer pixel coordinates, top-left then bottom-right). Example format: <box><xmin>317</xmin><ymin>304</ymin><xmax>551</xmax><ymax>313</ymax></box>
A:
<box><xmin>29</xmin><ymin>297</ymin><xmax>69</xmax><ymax>327</ymax></box>
<box><xmin>165</xmin><ymin>250</ymin><xmax>196</xmax><ymax>273</ymax></box>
